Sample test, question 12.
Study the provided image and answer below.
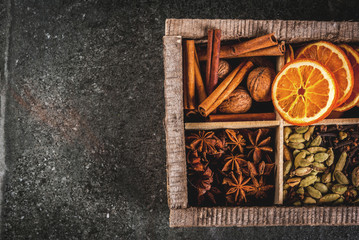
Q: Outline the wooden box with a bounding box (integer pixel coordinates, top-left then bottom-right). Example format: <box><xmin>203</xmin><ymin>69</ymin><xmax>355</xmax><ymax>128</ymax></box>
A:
<box><xmin>163</xmin><ymin>19</ymin><xmax>359</xmax><ymax>227</ymax></box>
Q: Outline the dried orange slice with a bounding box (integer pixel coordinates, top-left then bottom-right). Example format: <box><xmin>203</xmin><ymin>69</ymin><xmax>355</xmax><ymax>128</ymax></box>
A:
<box><xmin>272</xmin><ymin>59</ymin><xmax>338</xmax><ymax>125</ymax></box>
<box><xmin>335</xmin><ymin>44</ymin><xmax>359</xmax><ymax>112</ymax></box>
<box><xmin>297</xmin><ymin>41</ymin><xmax>354</xmax><ymax>107</ymax></box>
<box><xmin>285</xmin><ymin>44</ymin><xmax>294</xmax><ymax>64</ymax></box>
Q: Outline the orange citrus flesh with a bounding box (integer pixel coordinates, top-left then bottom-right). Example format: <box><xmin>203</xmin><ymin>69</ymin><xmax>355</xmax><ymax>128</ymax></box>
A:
<box><xmin>335</xmin><ymin>44</ymin><xmax>359</xmax><ymax>112</ymax></box>
<box><xmin>272</xmin><ymin>59</ymin><xmax>338</xmax><ymax>126</ymax></box>
<box><xmin>296</xmin><ymin>41</ymin><xmax>354</xmax><ymax>107</ymax></box>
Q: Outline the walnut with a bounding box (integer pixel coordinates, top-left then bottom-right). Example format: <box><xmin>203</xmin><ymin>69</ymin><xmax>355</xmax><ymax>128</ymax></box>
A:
<box><xmin>218</xmin><ymin>87</ymin><xmax>252</xmax><ymax>113</ymax></box>
<box><xmin>218</xmin><ymin>60</ymin><xmax>230</xmax><ymax>79</ymax></box>
<box><xmin>247</xmin><ymin>67</ymin><xmax>275</xmax><ymax>102</ymax></box>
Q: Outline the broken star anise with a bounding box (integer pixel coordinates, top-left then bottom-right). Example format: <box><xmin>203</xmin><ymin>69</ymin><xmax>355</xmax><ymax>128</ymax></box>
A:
<box><xmin>189</xmin><ymin>167</ymin><xmax>217</xmax><ymax>205</ymax></box>
<box><xmin>246</xmin><ymin>128</ymin><xmax>273</xmax><ymax>164</ymax></box>
<box><xmin>187</xmin><ymin>150</ymin><xmax>206</xmax><ymax>172</ymax></box>
<box><xmin>248</xmin><ymin>176</ymin><xmax>274</xmax><ymax>200</ymax></box>
<box><xmin>225</xmin><ymin>129</ymin><xmax>246</xmax><ymax>153</ymax></box>
<box><xmin>222</xmin><ymin>153</ymin><xmax>247</xmax><ymax>173</ymax></box>
<box><xmin>223</xmin><ymin>172</ymin><xmax>254</xmax><ymax>204</ymax></box>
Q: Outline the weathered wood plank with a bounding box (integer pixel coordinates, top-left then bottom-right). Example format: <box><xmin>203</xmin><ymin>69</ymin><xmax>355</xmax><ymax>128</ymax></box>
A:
<box><xmin>165</xmin><ymin>19</ymin><xmax>359</xmax><ymax>43</ymax></box>
<box><xmin>170</xmin><ymin>207</ymin><xmax>359</xmax><ymax>227</ymax></box>
<box><xmin>163</xmin><ymin>36</ymin><xmax>188</xmax><ymax>209</ymax></box>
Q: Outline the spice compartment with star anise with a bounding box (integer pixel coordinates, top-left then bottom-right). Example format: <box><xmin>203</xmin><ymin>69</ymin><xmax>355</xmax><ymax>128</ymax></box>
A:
<box><xmin>186</xmin><ymin>127</ymin><xmax>276</xmax><ymax>207</ymax></box>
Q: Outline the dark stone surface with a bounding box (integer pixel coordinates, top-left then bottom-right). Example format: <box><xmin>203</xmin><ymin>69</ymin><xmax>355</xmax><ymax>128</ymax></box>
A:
<box><xmin>1</xmin><ymin>0</ymin><xmax>359</xmax><ymax>239</ymax></box>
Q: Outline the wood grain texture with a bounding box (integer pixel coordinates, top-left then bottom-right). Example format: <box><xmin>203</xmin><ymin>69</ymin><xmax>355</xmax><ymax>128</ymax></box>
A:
<box><xmin>163</xmin><ymin>36</ymin><xmax>188</xmax><ymax>209</ymax></box>
<box><xmin>165</xmin><ymin>19</ymin><xmax>359</xmax><ymax>43</ymax></box>
<box><xmin>170</xmin><ymin>207</ymin><xmax>359</xmax><ymax>227</ymax></box>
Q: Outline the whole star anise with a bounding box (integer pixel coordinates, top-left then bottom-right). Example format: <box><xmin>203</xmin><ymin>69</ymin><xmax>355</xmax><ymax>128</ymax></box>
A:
<box><xmin>225</xmin><ymin>129</ymin><xmax>246</xmax><ymax>153</ymax></box>
<box><xmin>223</xmin><ymin>172</ymin><xmax>254</xmax><ymax>204</ymax></box>
<box><xmin>222</xmin><ymin>153</ymin><xmax>247</xmax><ymax>173</ymax></box>
<box><xmin>186</xmin><ymin>131</ymin><xmax>221</xmax><ymax>158</ymax></box>
<box><xmin>248</xmin><ymin>176</ymin><xmax>274</xmax><ymax>199</ymax></box>
<box><xmin>189</xmin><ymin>167</ymin><xmax>217</xmax><ymax>205</ymax></box>
<box><xmin>246</xmin><ymin>128</ymin><xmax>273</xmax><ymax>164</ymax></box>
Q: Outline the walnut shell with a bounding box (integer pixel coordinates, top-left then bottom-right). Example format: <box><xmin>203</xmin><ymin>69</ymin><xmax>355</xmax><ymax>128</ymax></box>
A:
<box><xmin>218</xmin><ymin>88</ymin><xmax>252</xmax><ymax>114</ymax></box>
<box><xmin>218</xmin><ymin>60</ymin><xmax>230</xmax><ymax>79</ymax></box>
<box><xmin>247</xmin><ymin>67</ymin><xmax>275</xmax><ymax>102</ymax></box>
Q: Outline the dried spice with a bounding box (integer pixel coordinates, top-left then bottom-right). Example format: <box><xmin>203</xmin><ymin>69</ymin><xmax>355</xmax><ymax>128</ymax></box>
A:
<box><xmin>246</xmin><ymin>128</ymin><xmax>273</xmax><ymax>164</ymax></box>
<box><xmin>223</xmin><ymin>172</ymin><xmax>254</xmax><ymax>204</ymax></box>
<box><xmin>284</xmin><ymin>124</ymin><xmax>359</xmax><ymax>206</ymax></box>
<box><xmin>186</xmin><ymin>128</ymin><xmax>275</xmax><ymax>207</ymax></box>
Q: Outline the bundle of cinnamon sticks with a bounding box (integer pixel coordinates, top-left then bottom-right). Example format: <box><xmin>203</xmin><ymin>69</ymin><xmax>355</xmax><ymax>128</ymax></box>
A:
<box><xmin>183</xmin><ymin>31</ymin><xmax>284</xmax><ymax>121</ymax></box>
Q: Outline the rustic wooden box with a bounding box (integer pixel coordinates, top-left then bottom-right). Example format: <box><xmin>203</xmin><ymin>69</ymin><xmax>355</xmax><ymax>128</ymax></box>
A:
<box><xmin>164</xmin><ymin>19</ymin><xmax>359</xmax><ymax>227</ymax></box>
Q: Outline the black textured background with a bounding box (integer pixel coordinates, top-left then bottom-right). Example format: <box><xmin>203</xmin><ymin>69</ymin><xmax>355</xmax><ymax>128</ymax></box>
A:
<box><xmin>1</xmin><ymin>0</ymin><xmax>359</xmax><ymax>239</ymax></box>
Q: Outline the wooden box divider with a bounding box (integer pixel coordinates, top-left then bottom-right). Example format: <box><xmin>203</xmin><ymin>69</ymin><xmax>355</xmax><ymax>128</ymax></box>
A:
<box><xmin>164</xmin><ymin>19</ymin><xmax>359</xmax><ymax>227</ymax></box>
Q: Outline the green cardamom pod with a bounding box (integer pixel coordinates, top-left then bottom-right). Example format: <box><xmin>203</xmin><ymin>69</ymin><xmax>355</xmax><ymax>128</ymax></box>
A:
<box><xmin>314</xmin><ymin>152</ymin><xmax>329</xmax><ymax>162</ymax></box>
<box><xmin>295</xmin><ymin>126</ymin><xmax>309</xmax><ymax>134</ymax></box>
<box><xmin>321</xmin><ymin>172</ymin><xmax>332</xmax><ymax>183</ymax></box>
<box><xmin>294</xmin><ymin>167</ymin><xmax>312</xmax><ymax>176</ymax></box>
<box><xmin>310</xmin><ymin>135</ymin><xmax>322</xmax><ymax>147</ymax></box>
<box><xmin>303</xmin><ymin>196</ymin><xmax>317</xmax><ymax>204</ymax></box>
<box><xmin>304</xmin><ymin>126</ymin><xmax>315</xmax><ymax>141</ymax></box>
<box><xmin>283</xmin><ymin>183</ymin><xmax>290</xmax><ymax>190</ymax></box>
<box><xmin>331</xmin><ymin>184</ymin><xmax>348</xmax><ymax>194</ymax></box>
<box><xmin>326</xmin><ymin>148</ymin><xmax>334</xmax><ymax>167</ymax></box>
<box><xmin>334</xmin><ymin>151</ymin><xmax>347</xmax><ymax>172</ymax></box>
<box><xmin>288</xmin><ymin>133</ymin><xmax>305</xmax><ymax>143</ymax></box>
<box><xmin>334</xmin><ymin>170</ymin><xmax>350</xmax><ymax>185</ymax></box>
<box><xmin>283</xmin><ymin>145</ymin><xmax>293</xmax><ymax>162</ymax></box>
<box><xmin>299</xmin><ymin>175</ymin><xmax>317</xmax><ymax>187</ymax></box>
<box><xmin>307</xmin><ymin>147</ymin><xmax>327</xmax><ymax>154</ymax></box>
<box><xmin>283</xmin><ymin>160</ymin><xmax>292</xmax><ymax>176</ymax></box>
<box><xmin>294</xmin><ymin>151</ymin><xmax>307</xmax><ymax>168</ymax></box>
<box><xmin>307</xmin><ymin>186</ymin><xmax>322</xmax><ymax>199</ymax></box>
<box><xmin>319</xmin><ymin>193</ymin><xmax>340</xmax><ymax>203</ymax></box>
<box><xmin>296</xmin><ymin>187</ymin><xmax>305</xmax><ymax>195</ymax></box>
<box><xmin>284</xmin><ymin>127</ymin><xmax>292</xmax><ymax>143</ymax></box>
<box><xmin>352</xmin><ymin>166</ymin><xmax>359</xmax><ymax>187</ymax></box>
<box><xmin>306</xmin><ymin>154</ymin><xmax>315</xmax><ymax>163</ymax></box>
<box><xmin>314</xmin><ymin>182</ymin><xmax>329</xmax><ymax>194</ymax></box>
<box><xmin>312</xmin><ymin>162</ymin><xmax>327</xmax><ymax>172</ymax></box>
<box><xmin>333</xmin><ymin>197</ymin><xmax>344</xmax><ymax>205</ymax></box>
<box><xmin>339</xmin><ymin>131</ymin><xmax>348</xmax><ymax>140</ymax></box>
<box><xmin>286</xmin><ymin>177</ymin><xmax>302</xmax><ymax>187</ymax></box>
<box><xmin>293</xmin><ymin>201</ymin><xmax>302</xmax><ymax>206</ymax></box>
<box><xmin>288</xmin><ymin>142</ymin><xmax>305</xmax><ymax>150</ymax></box>
<box><xmin>293</xmin><ymin>149</ymin><xmax>300</xmax><ymax>157</ymax></box>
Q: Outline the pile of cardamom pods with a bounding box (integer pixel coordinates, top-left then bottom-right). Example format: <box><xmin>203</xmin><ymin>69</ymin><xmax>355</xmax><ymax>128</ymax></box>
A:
<box><xmin>283</xmin><ymin>125</ymin><xmax>359</xmax><ymax>206</ymax></box>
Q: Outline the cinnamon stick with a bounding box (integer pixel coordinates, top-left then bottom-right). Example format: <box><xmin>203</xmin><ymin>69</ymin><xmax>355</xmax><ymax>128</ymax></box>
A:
<box><xmin>208</xmin><ymin>113</ymin><xmax>276</xmax><ymax>122</ymax></box>
<box><xmin>198</xmin><ymin>33</ymin><xmax>278</xmax><ymax>60</ymax></box>
<box><xmin>183</xmin><ymin>43</ymin><xmax>189</xmax><ymax>109</ymax></box>
<box><xmin>194</xmin><ymin>48</ymin><xmax>207</xmax><ymax>104</ymax></box>
<box><xmin>198</xmin><ymin>61</ymin><xmax>254</xmax><ymax>117</ymax></box>
<box><xmin>205</xmin><ymin>29</ymin><xmax>214</xmax><ymax>95</ymax></box>
<box><xmin>208</xmin><ymin>29</ymin><xmax>221</xmax><ymax>94</ymax></box>
<box><xmin>232</xmin><ymin>42</ymin><xmax>285</xmax><ymax>58</ymax></box>
<box><xmin>186</xmin><ymin>40</ymin><xmax>196</xmax><ymax>109</ymax></box>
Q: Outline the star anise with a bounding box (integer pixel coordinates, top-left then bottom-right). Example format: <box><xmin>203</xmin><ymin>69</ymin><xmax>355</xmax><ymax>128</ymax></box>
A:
<box><xmin>246</xmin><ymin>128</ymin><xmax>273</xmax><ymax>164</ymax></box>
<box><xmin>189</xmin><ymin>167</ymin><xmax>215</xmax><ymax>205</ymax></box>
<box><xmin>222</xmin><ymin>153</ymin><xmax>247</xmax><ymax>173</ymax></box>
<box><xmin>187</xmin><ymin>150</ymin><xmax>206</xmax><ymax>172</ymax></box>
<box><xmin>225</xmin><ymin>129</ymin><xmax>246</xmax><ymax>153</ymax></box>
<box><xmin>258</xmin><ymin>160</ymin><xmax>275</xmax><ymax>176</ymax></box>
<box><xmin>186</xmin><ymin>131</ymin><xmax>223</xmax><ymax>159</ymax></box>
<box><xmin>223</xmin><ymin>172</ymin><xmax>254</xmax><ymax>204</ymax></box>
<box><xmin>248</xmin><ymin>176</ymin><xmax>274</xmax><ymax>199</ymax></box>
